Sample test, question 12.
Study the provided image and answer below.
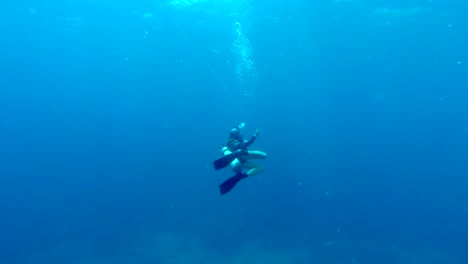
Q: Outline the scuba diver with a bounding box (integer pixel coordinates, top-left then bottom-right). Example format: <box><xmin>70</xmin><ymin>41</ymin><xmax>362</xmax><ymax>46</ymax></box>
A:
<box><xmin>213</xmin><ymin>123</ymin><xmax>267</xmax><ymax>195</ymax></box>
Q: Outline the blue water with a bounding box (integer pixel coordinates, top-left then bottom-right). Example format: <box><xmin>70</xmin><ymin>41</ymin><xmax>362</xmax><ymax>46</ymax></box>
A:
<box><xmin>0</xmin><ymin>0</ymin><xmax>467</xmax><ymax>263</ymax></box>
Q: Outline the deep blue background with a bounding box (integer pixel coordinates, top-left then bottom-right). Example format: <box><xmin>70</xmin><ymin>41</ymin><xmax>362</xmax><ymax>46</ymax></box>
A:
<box><xmin>0</xmin><ymin>0</ymin><xmax>467</xmax><ymax>263</ymax></box>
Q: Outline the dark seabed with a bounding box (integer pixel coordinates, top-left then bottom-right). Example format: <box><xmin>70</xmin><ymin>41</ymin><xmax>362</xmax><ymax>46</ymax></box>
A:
<box><xmin>0</xmin><ymin>0</ymin><xmax>467</xmax><ymax>263</ymax></box>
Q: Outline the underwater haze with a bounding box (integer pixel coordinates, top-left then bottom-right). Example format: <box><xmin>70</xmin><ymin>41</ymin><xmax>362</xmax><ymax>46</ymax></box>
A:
<box><xmin>0</xmin><ymin>0</ymin><xmax>467</xmax><ymax>263</ymax></box>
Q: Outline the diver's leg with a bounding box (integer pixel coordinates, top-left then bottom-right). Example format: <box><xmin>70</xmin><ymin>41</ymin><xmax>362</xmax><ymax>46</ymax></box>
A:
<box><xmin>246</xmin><ymin>150</ymin><xmax>267</xmax><ymax>160</ymax></box>
<box><xmin>221</xmin><ymin>147</ymin><xmax>243</xmax><ymax>173</ymax></box>
<box><xmin>230</xmin><ymin>158</ymin><xmax>243</xmax><ymax>173</ymax></box>
<box><xmin>243</xmin><ymin>161</ymin><xmax>264</xmax><ymax>176</ymax></box>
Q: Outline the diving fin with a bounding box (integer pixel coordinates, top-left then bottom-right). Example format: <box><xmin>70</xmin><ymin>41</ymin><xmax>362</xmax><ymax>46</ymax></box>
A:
<box><xmin>219</xmin><ymin>173</ymin><xmax>248</xmax><ymax>195</ymax></box>
<box><xmin>213</xmin><ymin>150</ymin><xmax>248</xmax><ymax>170</ymax></box>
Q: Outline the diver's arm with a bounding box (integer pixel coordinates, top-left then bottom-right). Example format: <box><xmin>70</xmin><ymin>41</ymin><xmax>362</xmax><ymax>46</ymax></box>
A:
<box><xmin>243</xmin><ymin>129</ymin><xmax>260</xmax><ymax>148</ymax></box>
<box><xmin>243</xmin><ymin>136</ymin><xmax>256</xmax><ymax>148</ymax></box>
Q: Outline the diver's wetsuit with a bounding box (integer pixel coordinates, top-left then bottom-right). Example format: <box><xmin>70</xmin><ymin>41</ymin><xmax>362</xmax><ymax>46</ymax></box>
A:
<box><xmin>225</xmin><ymin>134</ymin><xmax>257</xmax><ymax>154</ymax></box>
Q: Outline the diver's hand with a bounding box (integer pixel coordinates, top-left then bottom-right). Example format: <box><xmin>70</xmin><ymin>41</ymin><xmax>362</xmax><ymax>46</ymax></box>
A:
<box><xmin>254</xmin><ymin>129</ymin><xmax>260</xmax><ymax>137</ymax></box>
